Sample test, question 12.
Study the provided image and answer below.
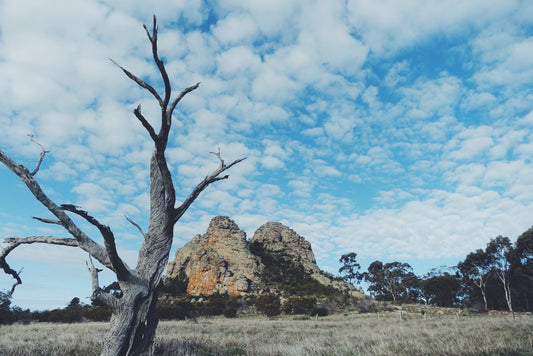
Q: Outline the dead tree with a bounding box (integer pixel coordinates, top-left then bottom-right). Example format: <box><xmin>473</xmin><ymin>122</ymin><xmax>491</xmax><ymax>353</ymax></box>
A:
<box><xmin>0</xmin><ymin>16</ymin><xmax>244</xmax><ymax>355</ymax></box>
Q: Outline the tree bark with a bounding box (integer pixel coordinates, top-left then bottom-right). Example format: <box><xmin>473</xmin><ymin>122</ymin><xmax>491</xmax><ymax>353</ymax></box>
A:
<box><xmin>1</xmin><ymin>16</ymin><xmax>245</xmax><ymax>356</ymax></box>
<box><xmin>476</xmin><ymin>272</ymin><xmax>489</xmax><ymax>312</ymax></box>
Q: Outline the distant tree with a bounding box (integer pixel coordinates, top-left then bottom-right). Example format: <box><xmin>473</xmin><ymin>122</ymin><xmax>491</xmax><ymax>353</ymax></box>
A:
<box><xmin>509</xmin><ymin>227</ymin><xmax>533</xmax><ymax>311</ymax></box>
<box><xmin>0</xmin><ymin>291</ymin><xmax>13</xmax><ymax>325</ymax></box>
<box><xmin>0</xmin><ymin>16</ymin><xmax>244</xmax><ymax>355</ymax></box>
<box><xmin>338</xmin><ymin>252</ymin><xmax>361</xmax><ymax>285</ymax></box>
<box><xmin>486</xmin><ymin>236</ymin><xmax>514</xmax><ymax>312</ymax></box>
<box><xmin>458</xmin><ymin>249</ymin><xmax>492</xmax><ymax>312</ymax></box>
<box><xmin>359</xmin><ymin>261</ymin><xmax>418</xmax><ymax>303</ymax></box>
<box><xmin>68</xmin><ymin>297</ymin><xmax>81</xmax><ymax>308</ymax></box>
<box><xmin>421</xmin><ymin>272</ymin><xmax>461</xmax><ymax>307</ymax></box>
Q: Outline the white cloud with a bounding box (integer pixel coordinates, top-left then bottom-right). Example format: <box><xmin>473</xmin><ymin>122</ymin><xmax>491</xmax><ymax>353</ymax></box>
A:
<box><xmin>212</xmin><ymin>14</ymin><xmax>260</xmax><ymax>46</ymax></box>
<box><xmin>1</xmin><ymin>0</ymin><xmax>532</xmax><ymax>309</ymax></box>
<box><xmin>446</xmin><ymin>126</ymin><xmax>494</xmax><ymax>161</ymax></box>
<box><xmin>261</xmin><ymin>156</ymin><xmax>284</xmax><ymax>170</ymax></box>
<box><xmin>347</xmin><ymin>0</ymin><xmax>516</xmax><ymax>55</ymax></box>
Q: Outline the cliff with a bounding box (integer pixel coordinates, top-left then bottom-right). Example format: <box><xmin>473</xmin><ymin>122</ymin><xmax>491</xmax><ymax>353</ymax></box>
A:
<box><xmin>164</xmin><ymin>216</ymin><xmax>355</xmax><ymax>296</ymax></box>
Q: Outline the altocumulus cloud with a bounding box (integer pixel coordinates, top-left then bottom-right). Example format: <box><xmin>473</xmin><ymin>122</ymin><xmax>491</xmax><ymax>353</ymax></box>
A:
<box><xmin>0</xmin><ymin>0</ymin><xmax>532</xmax><ymax>309</ymax></box>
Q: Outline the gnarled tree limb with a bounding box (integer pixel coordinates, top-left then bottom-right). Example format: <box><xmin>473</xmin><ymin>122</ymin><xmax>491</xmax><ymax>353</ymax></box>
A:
<box><xmin>167</xmin><ymin>82</ymin><xmax>200</xmax><ymax>123</ymax></box>
<box><xmin>1</xmin><ymin>236</ymin><xmax>79</xmax><ymax>294</ymax></box>
<box><xmin>109</xmin><ymin>59</ymin><xmax>163</xmax><ymax>107</ymax></box>
<box><xmin>0</xmin><ymin>150</ymin><xmax>112</xmax><ymax>270</ymax></box>
<box><xmin>173</xmin><ymin>152</ymin><xmax>246</xmax><ymax>223</ymax></box>
<box><xmin>125</xmin><ymin>216</ymin><xmax>147</xmax><ymax>239</ymax></box>
<box><xmin>87</xmin><ymin>256</ymin><xmax>120</xmax><ymax>310</ymax></box>
<box><xmin>133</xmin><ymin>105</ymin><xmax>158</xmax><ymax>143</ymax></box>
<box><xmin>33</xmin><ymin>216</ymin><xmax>62</xmax><ymax>225</ymax></box>
<box><xmin>61</xmin><ymin>204</ymin><xmax>130</xmax><ymax>281</ymax></box>
<box><xmin>26</xmin><ymin>134</ymin><xmax>49</xmax><ymax>176</ymax></box>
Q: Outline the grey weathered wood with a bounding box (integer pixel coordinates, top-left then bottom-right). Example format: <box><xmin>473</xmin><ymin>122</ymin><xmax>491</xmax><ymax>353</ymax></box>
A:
<box><xmin>0</xmin><ymin>15</ymin><xmax>244</xmax><ymax>356</ymax></box>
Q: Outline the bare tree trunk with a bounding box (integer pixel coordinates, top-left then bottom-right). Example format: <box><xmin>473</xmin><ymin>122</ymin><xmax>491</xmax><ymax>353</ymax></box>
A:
<box><xmin>99</xmin><ymin>155</ymin><xmax>176</xmax><ymax>355</ymax></box>
<box><xmin>497</xmin><ymin>272</ymin><xmax>513</xmax><ymax>313</ymax></box>
<box><xmin>100</xmin><ymin>289</ymin><xmax>159</xmax><ymax>356</ymax></box>
<box><xmin>1</xmin><ymin>17</ymin><xmax>245</xmax><ymax>356</ymax></box>
<box><xmin>477</xmin><ymin>272</ymin><xmax>489</xmax><ymax>312</ymax></box>
<box><xmin>481</xmin><ymin>288</ymin><xmax>488</xmax><ymax>312</ymax></box>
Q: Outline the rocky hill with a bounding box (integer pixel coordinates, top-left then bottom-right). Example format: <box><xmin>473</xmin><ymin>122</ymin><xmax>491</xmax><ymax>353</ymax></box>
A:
<box><xmin>163</xmin><ymin>216</ymin><xmax>355</xmax><ymax>297</ymax></box>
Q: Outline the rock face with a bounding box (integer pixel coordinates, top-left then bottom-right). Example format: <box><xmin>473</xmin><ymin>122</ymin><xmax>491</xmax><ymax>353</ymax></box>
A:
<box><xmin>251</xmin><ymin>222</ymin><xmax>317</xmax><ymax>272</ymax></box>
<box><xmin>250</xmin><ymin>222</ymin><xmax>354</xmax><ymax>292</ymax></box>
<box><xmin>164</xmin><ymin>216</ymin><xmax>354</xmax><ymax>296</ymax></box>
<box><xmin>165</xmin><ymin>216</ymin><xmax>262</xmax><ymax>296</ymax></box>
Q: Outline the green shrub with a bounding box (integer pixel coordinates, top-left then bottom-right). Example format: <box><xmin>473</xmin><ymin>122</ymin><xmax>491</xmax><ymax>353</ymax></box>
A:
<box><xmin>284</xmin><ymin>296</ymin><xmax>317</xmax><ymax>315</ymax></box>
<box><xmin>159</xmin><ymin>300</ymin><xmax>195</xmax><ymax>320</ymax></box>
<box><xmin>223</xmin><ymin>306</ymin><xmax>238</xmax><ymax>318</ymax></box>
<box><xmin>255</xmin><ymin>294</ymin><xmax>281</xmax><ymax>317</ymax></box>
<box><xmin>310</xmin><ymin>307</ymin><xmax>328</xmax><ymax>317</ymax></box>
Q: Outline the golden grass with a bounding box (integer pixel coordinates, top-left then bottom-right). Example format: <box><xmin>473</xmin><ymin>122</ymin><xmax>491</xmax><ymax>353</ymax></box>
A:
<box><xmin>0</xmin><ymin>312</ymin><xmax>531</xmax><ymax>355</ymax></box>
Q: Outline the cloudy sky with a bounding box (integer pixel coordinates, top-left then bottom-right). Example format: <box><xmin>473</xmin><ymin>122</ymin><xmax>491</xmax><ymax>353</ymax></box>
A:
<box><xmin>1</xmin><ymin>0</ymin><xmax>532</xmax><ymax>310</ymax></box>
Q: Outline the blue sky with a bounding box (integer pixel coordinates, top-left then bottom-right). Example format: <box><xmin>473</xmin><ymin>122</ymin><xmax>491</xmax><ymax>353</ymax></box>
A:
<box><xmin>1</xmin><ymin>0</ymin><xmax>533</xmax><ymax>310</ymax></box>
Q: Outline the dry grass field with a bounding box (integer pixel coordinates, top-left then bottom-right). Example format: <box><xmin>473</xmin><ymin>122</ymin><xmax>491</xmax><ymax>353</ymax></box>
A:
<box><xmin>0</xmin><ymin>311</ymin><xmax>531</xmax><ymax>355</ymax></box>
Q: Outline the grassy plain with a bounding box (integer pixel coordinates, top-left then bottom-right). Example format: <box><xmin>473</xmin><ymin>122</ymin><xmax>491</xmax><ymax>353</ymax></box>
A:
<box><xmin>0</xmin><ymin>311</ymin><xmax>531</xmax><ymax>355</ymax></box>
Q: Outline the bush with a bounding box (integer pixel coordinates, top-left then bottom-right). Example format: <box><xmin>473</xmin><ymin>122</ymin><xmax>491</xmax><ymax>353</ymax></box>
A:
<box><xmin>223</xmin><ymin>306</ymin><xmax>238</xmax><ymax>318</ymax></box>
<box><xmin>284</xmin><ymin>296</ymin><xmax>317</xmax><ymax>315</ymax></box>
<box><xmin>83</xmin><ymin>306</ymin><xmax>112</xmax><ymax>321</ymax></box>
<box><xmin>159</xmin><ymin>300</ymin><xmax>195</xmax><ymax>320</ymax></box>
<box><xmin>255</xmin><ymin>294</ymin><xmax>281</xmax><ymax>317</ymax></box>
<box><xmin>310</xmin><ymin>307</ymin><xmax>328</xmax><ymax>317</ymax></box>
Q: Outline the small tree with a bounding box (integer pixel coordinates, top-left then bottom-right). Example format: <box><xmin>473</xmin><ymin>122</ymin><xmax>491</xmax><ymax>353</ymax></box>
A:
<box><xmin>458</xmin><ymin>249</ymin><xmax>492</xmax><ymax>312</ymax></box>
<box><xmin>486</xmin><ymin>236</ymin><xmax>514</xmax><ymax>313</ymax></box>
<box><xmin>0</xmin><ymin>17</ymin><xmax>244</xmax><ymax>355</ymax></box>
<box><xmin>338</xmin><ymin>252</ymin><xmax>361</xmax><ymax>285</ymax></box>
<box><xmin>0</xmin><ymin>291</ymin><xmax>13</xmax><ymax>325</ymax></box>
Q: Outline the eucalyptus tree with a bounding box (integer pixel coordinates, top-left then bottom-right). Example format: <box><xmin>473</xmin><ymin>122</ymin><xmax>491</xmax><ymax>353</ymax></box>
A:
<box><xmin>338</xmin><ymin>252</ymin><xmax>361</xmax><ymax>285</ymax></box>
<box><xmin>359</xmin><ymin>260</ymin><xmax>419</xmax><ymax>303</ymax></box>
<box><xmin>457</xmin><ymin>249</ymin><xmax>492</xmax><ymax>312</ymax></box>
<box><xmin>510</xmin><ymin>227</ymin><xmax>533</xmax><ymax>311</ymax></box>
<box><xmin>486</xmin><ymin>236</ymin><xmax>514</xmax><ymax>313</ymax></box>
<box><xmin>0</xmin><ymin>17</ymin><xmax>244</xmax><ymax>355</ymax></box>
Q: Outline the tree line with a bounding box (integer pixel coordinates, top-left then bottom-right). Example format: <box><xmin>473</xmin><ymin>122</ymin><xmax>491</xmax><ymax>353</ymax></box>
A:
<box><xmin>339</xmin><ymin>227</ymin><xmax>533</xmax><ymax>312</ymax></box>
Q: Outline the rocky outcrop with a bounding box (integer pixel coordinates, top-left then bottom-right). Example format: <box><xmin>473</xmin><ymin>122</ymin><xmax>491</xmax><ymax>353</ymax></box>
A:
<box><xmin>251</xmin><ymin>222</ymin><xmax>317</xmax><ymax>273</ymax></box>
<box><xmin>165</xmin><ymin>216</ymin><xmax>262</xmax><ymax>296</ymax></box>
<box><xmin>164</xmin><ymin>216</ymin><xmax>355</xmax><ymax>296</ymax></box>
<box><xmin>251</xmin><ymin>222</ymin><xmax>354</xmax><ymax>292</ymax></box>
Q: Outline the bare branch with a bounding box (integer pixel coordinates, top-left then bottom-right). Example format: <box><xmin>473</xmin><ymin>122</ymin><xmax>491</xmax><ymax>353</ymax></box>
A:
<box><xmin>133</xmin><ymin>105</ymin><xmax>158</xmax><ymax>142</ymax></box>
<box><xmin>144</xmin><ymin>16</ymin><xmax>171</xmax><ymax>109</ymax></box>
<box><xmin>27</xmin><ymin>134</ymin><xmax>49</xmax><ymax>176</ymax></box>
<box><xmin>33</xmin><ymin>216</ymin><xmax>62</xmax><ymax>225</ymax></box>
<box><xmin>61</xmin><ymin>204</ymin><xmax>130</xmax><ymax>280</ymax></box>
<box><xmin>1</xmin><ymin>236</ymin><xmax>79</xmax><ymax>295</ymax></box>
<box><xmin>87</xmin><ymin>256</ymin><xmax>119</xmax><ymax>310</ymax></box>
<box><xmin>168</xmin><ymin>82</ymin><xmax>200</xmax><ymax>119</ymax></box>
<box><xmin>109</xmin><ymin>59</ymin><xmax>163</xmax><ymax>106</ymax></box>
<box><xmin>125</xmin><ymin>216</ymin><xmax>147</xmax><ymax>239</ymax></box>
<box><xmin>0</xmin><ymin>256</ymin><xmax>21</xmax><ymax>296</ymax></box>
<box><xmin>0</xmin><ymin>149</ymin><xmax>112</xmax><ymax>269</ymax></box>
<box><xmin>173</xmin><ymin>153</ymin><xmax>246</xmax><ymax>222</ymax></box>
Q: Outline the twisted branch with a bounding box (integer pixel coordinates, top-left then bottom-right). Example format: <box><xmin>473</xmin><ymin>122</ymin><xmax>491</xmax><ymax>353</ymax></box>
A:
<box><xmin>0</xmin><ymin>150</ymin><xmax>111</xmax><ymax>270</ymax></box>
<box><xmin>1</xmin><ymin>236</ymin><xmax>79</xmax><ymax>295</ymax></box>
<box><xmin>61</xmin><ymin>204</ymin><xmax>130</xmax><ymax>280</ymax></box>
<box><xmin>87</xmin><ymin>256</ymin><xmax>120</xmax><ymax>309</ymax></box>
<box><xmin>27</xmin><ymin>134</ymin><xmax>49</xmax><ymax>176</ymax></box>
<box><xmin>173</xmin><ymin>152</ymin><xmax>246</xmax><ymax>222</ymax></box>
